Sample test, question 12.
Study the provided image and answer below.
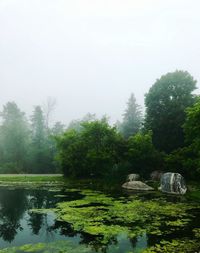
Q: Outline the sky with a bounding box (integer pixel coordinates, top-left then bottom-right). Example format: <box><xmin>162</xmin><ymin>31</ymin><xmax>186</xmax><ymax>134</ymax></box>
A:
<box><xmin>0</xmin><ymin>0</ymin><xmax>200</xmax><ymax>126</ymax></box>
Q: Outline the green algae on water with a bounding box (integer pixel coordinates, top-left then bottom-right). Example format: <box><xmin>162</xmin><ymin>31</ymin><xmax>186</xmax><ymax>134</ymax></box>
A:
<box><xmin>0</xmin><ymin>241</ymin><xmax>94</xmax><ymax>253</ymax></box>
<box><xmin>143</xmin><ymin>238</ymin><xmax>200</xmax><ymax>253</ymax></box>
<box><xmin>55</xmin><ymin>189</ymin><xmax>198</xmax><ymax>246</ymax></box>
<box><xmin>27</xmin><ymin>187</ymin><xmax>200</xmax><ymax>252</ymax></box>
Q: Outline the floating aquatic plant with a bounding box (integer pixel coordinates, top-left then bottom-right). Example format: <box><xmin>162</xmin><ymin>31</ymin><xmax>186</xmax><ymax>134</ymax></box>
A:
<box><xmin>5</xmin><ymin>187</ymin><xmax>200</xmax><ymax>253</ymax></box>
<box><xmin>143</xmin><ymin>238</ymin><xmax>200</xmax><ymax>253</ymax></box>
<box><xmin>0</xmin><ymin>241</ymin><xmax>94</xmax><ymax>253</ymax></box>
<box><xmin>55</xmin><ymin>189</ymin><xmax>198</xmax><ymax>248</ymax></box>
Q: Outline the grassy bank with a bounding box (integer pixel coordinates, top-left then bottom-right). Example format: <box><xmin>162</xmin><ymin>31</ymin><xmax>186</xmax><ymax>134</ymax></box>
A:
<box><xmin>0</xmin><ymin>174</ymin><xmax>65</xmax><ymax>186</ymax></box>
<box><xmin>0</xmin><ymin>174</ymin><xmax>123</xmax><ymax>190</ymax></box>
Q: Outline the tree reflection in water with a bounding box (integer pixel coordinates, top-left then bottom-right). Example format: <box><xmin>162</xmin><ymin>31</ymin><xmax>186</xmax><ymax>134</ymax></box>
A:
<box><xmin>0</xmin><ymin>188</ymin><xmax>27</xmax><ymax>242</ymax></box>
<box><xmin>0</xmin><ymin>187</ymin><xmax>60</xmax><ymax>243</ymax></box>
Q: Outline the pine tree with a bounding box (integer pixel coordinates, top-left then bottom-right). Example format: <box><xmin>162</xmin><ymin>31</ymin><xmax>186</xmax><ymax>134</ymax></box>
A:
<box><xmin>31</xmin><ymin>106</ymin><xmax>46</xmax><ymax>149</ymax></box>
<box><xmin>30</xmin><ymin>106</ymin><xmax>57</xmax><ymax>173</ymax></box>
<box><xmin>120</xmin><ymin>93</ymin><xmax>142</xmax><ymax>138</ymax></box>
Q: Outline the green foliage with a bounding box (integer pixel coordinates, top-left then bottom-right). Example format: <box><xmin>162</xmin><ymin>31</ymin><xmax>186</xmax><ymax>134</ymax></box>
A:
<box><xmin>145</xmin><ymin>70</ymin><xmax>197</xmax><ymax>153</ymax></box>
<box><xmin>126</xmin><ymin>132</ymin><xmax>164</xmax><ymax>178</ymax></box>
<box><xmin>0</xmin><ymin>70</ymin><xmax>199</xmax><ymax>179</ymax></box>
<box><xmin>0</xmin><ymin>102</ymin><xmax>61</xmax><ymax>174</ymax></box>
<box><xmin>57</xmin><ymin>120</ymin><xmax>164</xmax><ymax>179</ymax></box>
<box><xmin>119</xmin><ymin>93</ymin><xmax>142</xmax><ymax>138</ymax></box>
<box><xmin>51</xmin><ymin>121</ymin><xmax>65</xmax><ymax>136</ymax></box>
<box><xmin>57</xmin><ymin>120</ymin><xmax>124</xmax><ymax>178</ymax></box>
<box><xmin>29</xmin><ymin>106</ymin><xmax>57</xmax><ymax>173</ymax></box>
<box><xmin>0</xmin><ymin>102</ymin><xmax>30</xmax><ymax>172</ymax></box>
<box><xmin>184</xmin><ymin>96</ymin><xmax>200</xmax><ymax>147</ymax></box>
<box><xmin>0</xmin><ymin>162</ymin><xmax>22</xmax><ymax>174</ymax></box>
<box><xmin>165</xmin><ymin>146</ymin><xmax>199</xmax><ymax>178</ymax></box>
<box><xmin>31</xmin><ymin>106</ymin><xmax>46</xmax><ymax>148</ymax></box>
<box><xmin>67</xmin><ymin>113</ymin><xmax>97</xmax><ymax>132</ymax></box>
<box><xmin>165</xmin><ymin>98</ymin><xmax>200</xmax><ymax>178</ymax></box>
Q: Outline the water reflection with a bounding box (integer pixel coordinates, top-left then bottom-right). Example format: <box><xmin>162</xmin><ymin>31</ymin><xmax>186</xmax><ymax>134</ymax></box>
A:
<box><xmin>0</xmin><ymin>186</ymin><xmax>200</xmax><ymax>253</ymax></box>
<box><xmin>0</xmin><ymin>188</ymin><xmax>27</xmax><ymax>243</ymax></box>
<box><xmin>0</xmin><ymin>186</ymin><xmax>150</xmax><ymax>252</ymax></box>
<box><xmin>0</xmin><ymin>187</ymin><xmax>80</xmax><ymax>248</ymax></box>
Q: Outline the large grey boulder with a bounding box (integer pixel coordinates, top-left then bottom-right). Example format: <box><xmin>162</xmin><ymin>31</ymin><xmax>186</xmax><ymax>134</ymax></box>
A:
<box><xmin>122</xmin><ymin>181</ymin><xmax>154</xmax><ymax>191</ymax></box>
<box><xmin>126</xmin><ymin>173</ymin><xmax>140</xmax><ymax>182</ymax></box>
<box><xmin>159</xmin><ymin>172</ymin><xmax>187</xmax><ymax>195</ymax></box>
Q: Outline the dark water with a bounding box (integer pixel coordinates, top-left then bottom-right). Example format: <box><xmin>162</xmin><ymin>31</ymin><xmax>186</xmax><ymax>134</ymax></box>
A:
<box><xmin>0</xmin><ymin>186</ymin><xmax>199</xmax><ymax>252</ymax></box>
<box><xmin>0</xmin><ymin>187</ymin><xmax>82</xmax><ymax>249</ymax></box>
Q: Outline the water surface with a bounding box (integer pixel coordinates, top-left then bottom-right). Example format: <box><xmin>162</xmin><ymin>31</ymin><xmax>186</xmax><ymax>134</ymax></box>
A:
<box><xmin>0</xmin><ymin>185</ymin><xmax>199</xmax><ymax>253</ymax></box>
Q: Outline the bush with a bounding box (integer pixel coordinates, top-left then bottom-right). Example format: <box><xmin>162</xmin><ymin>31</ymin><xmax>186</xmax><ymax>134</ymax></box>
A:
<box><xmin>166</xmin><ymin>97</ymin><xmax>200</xmax><ymax>179</ymax></box>
<box><xmin>56</xmin><ymin>121</ymin><xmax>164</xmax><ymax>180</ymax></box>
<box><xmin>56</xmin><ymin>120</ymin><xmax>125</xmax><ymax>178</ymax></box>
<box><xmin>165</xmin><ymin>146</ymin><xmax>200</xmax><ymax>179</ymax></box>
<box><xmin>126</xmin><ymin>132</ymin><xmax>164</xmax><ymax>178</ymax></box>
<box><xmin>0</xmin><ymin>162</ymin><xmax>24</xmax><ymax>174</ymax></box>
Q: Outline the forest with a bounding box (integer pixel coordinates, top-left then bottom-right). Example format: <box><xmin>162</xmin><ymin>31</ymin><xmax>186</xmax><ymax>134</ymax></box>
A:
<box><xmin>0</xmin><ymin>70</ymin><xmax>199</xmax><ymax>181</ymax></box>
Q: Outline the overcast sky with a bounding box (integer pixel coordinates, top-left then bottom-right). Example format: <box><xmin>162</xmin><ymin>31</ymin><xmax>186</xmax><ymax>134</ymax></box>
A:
<box><xmin>0</xmin><ymin>0</ymin><xmax>200</xmax><ymax>125</ymax></box>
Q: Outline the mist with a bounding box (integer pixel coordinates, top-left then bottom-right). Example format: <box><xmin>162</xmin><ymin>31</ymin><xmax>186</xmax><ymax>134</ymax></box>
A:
<box><xmin>0</xmin><ymin>0</ymin><xmax>200</xmax><ymax>125</ymax></box>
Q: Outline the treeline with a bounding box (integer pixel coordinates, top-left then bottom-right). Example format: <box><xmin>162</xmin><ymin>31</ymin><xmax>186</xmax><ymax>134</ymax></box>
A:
<box><xmin>1</xmin><ymin>70</ymin><xmax>200</xmax><ymax>179</ymax></box>
<box><xmin>57</xmin><ymin>70</ymin><xmax>200</xmax><ymax>180</ymax></box>
<box><xmin>0</xmin><ymin>102</ymin><xmax>64</xmax><ymax>173</ymax></box>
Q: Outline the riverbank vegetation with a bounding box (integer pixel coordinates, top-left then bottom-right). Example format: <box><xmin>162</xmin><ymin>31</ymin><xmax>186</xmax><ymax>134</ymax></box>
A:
<box><xmin>0</xmin><ymin>70</ymin><xmax>200</xmax><ymax>182</ymax></box>
<box><xmin>57</xmin><ymin>70</ymin><xmax>200</xmax><ymax>181</ymax></box>
<box><xmin>0</xmin><ymin>174</ymin><xmax>64</xmax><ymax>186</ymax></box>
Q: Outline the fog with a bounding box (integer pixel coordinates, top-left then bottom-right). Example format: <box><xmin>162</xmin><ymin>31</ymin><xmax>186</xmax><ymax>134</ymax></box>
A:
<box><xmin>0</xmin><ymin>0</ymin><xmax>200</xmax><ymax>125</ymax></box>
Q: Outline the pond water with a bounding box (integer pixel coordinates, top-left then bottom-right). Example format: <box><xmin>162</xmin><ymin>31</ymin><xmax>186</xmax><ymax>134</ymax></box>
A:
<box><xmin>0</xmin><ymin>184</ymin><xmax>200</xmax><ymax>253</ymax></box>
<box><xmin>0</xmin><ymin>188</ymin><xmax>77</xmax><ymax>248</ymax></box>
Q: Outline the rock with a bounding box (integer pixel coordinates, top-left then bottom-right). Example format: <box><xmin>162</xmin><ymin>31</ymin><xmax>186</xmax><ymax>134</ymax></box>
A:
<box><xmin>126</xmin><ymin>173</ymin><xmax>140</xmax><ymax>182</ymax></box>
<box><xmin>122</xmin><ymin>181</ymin><xmax>154</xmax><ymax>191</ymax></box>
<box><xmin>150</xmin><ymin>170</ymin><xmax>163</xmax><ymax>181</ymax></box>
<box><xmin>159</xmin><ymin>172</ymin><xmax>187</xmax><ymax>195</ymax></box>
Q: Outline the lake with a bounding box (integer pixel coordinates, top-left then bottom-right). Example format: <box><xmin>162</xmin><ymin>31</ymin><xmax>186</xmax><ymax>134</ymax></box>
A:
<box><xmin>0</xmin><ymin>184</ymin><xmax>200</xmax><ymax>253</ymax></box>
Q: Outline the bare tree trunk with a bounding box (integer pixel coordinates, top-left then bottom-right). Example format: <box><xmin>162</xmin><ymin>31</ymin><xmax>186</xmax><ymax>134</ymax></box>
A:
<box><xmin>43</xmin><ymin>97</ymin><xmax>56</xmax><ymax>130</ymax></box>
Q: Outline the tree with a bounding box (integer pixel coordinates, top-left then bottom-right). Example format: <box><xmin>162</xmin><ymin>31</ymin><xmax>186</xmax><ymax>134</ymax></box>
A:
<box><xmin>29</xmin><ymin>106</ymin><xmax>46</xmax><ymax>172</ymax></box>
<box><xmin>56</xmin><ymin>120</ymin><xmax>124</xmax><ymax>178</ymax></box>
<box><xmin>30</xmin><ymin>106</ymin><xmax>55</xmax><ymax>173</ymax></box>
<box><xmin>126</xmin><ymin>132</ymin><xmax>164</xmax><ymax>178</ymax></box>
<box><xmin>164</xmin><ymin>146</ymin><xmax>197</xmax><ymax>178</ymax></box>
<box><xmin>43</xmin><ymin>97</ymin><xmax>56</xmax><ymax>130</ymax></box>
<box><xmin>176</xmin><ymin>97</ymin><xmax>200</xmax><ymax>178</ymax></box>
<box><xmin>67</xmin><ymin>113</ymin><xmax>96</xmax><ymax>132</ymax></box>
<box><xmin>0</xmin><ymin>188</ymin><xmax>27</xmax><ymax>242</ymax></box>
<box><xmin>119</xmin><ymin>93</ymin><xmax>142</xmax><ymax>138</ymax></box>
<box><xmin>145</xmin><ymin>70</ymin><xmax>197</xmax><ymax>153</ymax></box>
<box><xmin>56</xmin><ymin>129</ymin><xmax>84</xmax><ymax>177</ymax></box>
<box><xmin>51</xmin><ymin>122</ymin><xmax>65</xmax><ymax>136</ymax></box>
<box><xmin>0</xmin><ymin>102</ymin><xmax>30</xmax><ymax>172</ymax></box>
<box><xmin>184</xmin><ymin>96</ymin><xmax>200</xmax><ymax>147</ymax></box>
<box><xmin>31</xmin><ymin>106</ymin><xmax>46</xmax><ymax>149</ymax></box>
